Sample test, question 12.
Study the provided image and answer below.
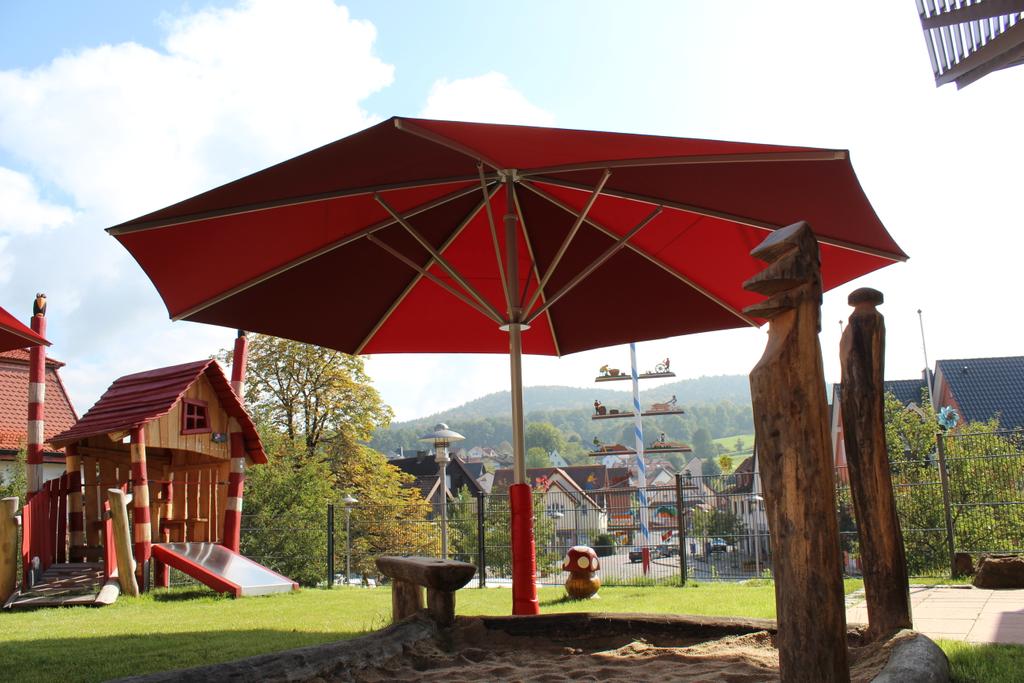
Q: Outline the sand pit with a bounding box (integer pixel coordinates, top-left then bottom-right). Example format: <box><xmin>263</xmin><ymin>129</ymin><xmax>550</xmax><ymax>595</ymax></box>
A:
<box><xmin>117</xmin><ymin>613</ymin><xmax>948</xmax><ymax>683</ymax></box>
<box><xmin>350</xmin><ymin>614</ymin><xmax>928</xmax><ymax>683</ymax></box>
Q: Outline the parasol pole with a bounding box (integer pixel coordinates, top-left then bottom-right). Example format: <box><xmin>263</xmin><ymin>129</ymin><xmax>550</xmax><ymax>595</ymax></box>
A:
<box><xmin>630</xmin><ymin>343</ymin><xmax>651</xmax><ymax>573</ymax></box>
<box><xmin>503</xmin><ymin>172</ymin><xmax>539</xmax><ymax>616</ymax></box>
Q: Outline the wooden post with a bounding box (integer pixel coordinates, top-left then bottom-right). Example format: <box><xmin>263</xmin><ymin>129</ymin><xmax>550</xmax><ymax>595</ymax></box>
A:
<box><xmin>130</xmin><ymin>426</ymin><xmax>151</xmax><ymax>590</ymax></box>
<box><xmin>25</xmin><ymin>294</ymin><xmax>46</xmax><ymax>496</ymax></box>
<box><xmin>743</xmin><ymin>222</ymin><xmax>849</xmax><ymax>683</ymax></box>
<box><xmin>840</xmin><ymin>288</ymin><xmax>913</xmax><ymax>639</ymax></box>
<box><xmin>376</xmin><ymin>556</ymin><xmax>476</xmax><ymax>626</ymax></box>
<box><xmin>66</xmin><ymin>444</ymin><xmax>85</xmax><ymax>562</ymax></box>
<box><xmin>1</xmin><ymin>497</ymin><xmax>18</xmax><ymax>603</ymax></box>
<box><xmin>107</xmin><ymin>488</ymin><xmax>140</xmax><ymax>596</ymax></box>
<box><xmin>392</xmin><ymin>581</ymin><xmax>425</xmax><ymax>621</ymax></box>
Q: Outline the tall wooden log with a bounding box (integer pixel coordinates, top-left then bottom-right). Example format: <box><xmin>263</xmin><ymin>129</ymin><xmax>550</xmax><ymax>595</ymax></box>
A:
<box><xmin>840</xmin><ymin>288</ymin><xmax>912</xmax><ymax>639</ymax></box>
<box><xmin>130</xmin><ymin>426</ymin><xmax>151</xmax><ymax>590</ymax></box>
<box><xmin>743</xmin><ymin>222</ymin><xmax>849</xmax><ymax>683</ymax></box>
<box><xmin>1</xmin><ymin>497</ymin><xmax>18</xmax><ymax>603</ymax></box>
<box><xmin>107</xmin><ymin>488</ymin><xmax>140</xmax><ymax>597</ymax></box>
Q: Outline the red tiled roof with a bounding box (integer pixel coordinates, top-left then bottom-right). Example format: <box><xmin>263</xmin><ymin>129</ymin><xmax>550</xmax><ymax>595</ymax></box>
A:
<box><xmin>0</xmin><ymin>350</ymin><xmax>77</xmax><ymax>453</ymax></box>
<box><xmin>50</xmin><ymin>359</ymin><xmax>266</xmax><ymax>463</ymax></box>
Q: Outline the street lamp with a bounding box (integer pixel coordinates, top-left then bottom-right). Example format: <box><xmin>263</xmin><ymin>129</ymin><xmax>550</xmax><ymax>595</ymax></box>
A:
<box><xmin>343</xmin><ymin>494</ymin><xmax>357</xmax><ymax>584</ymax></box>
<box><xmin>748</xmin><ymin>494</ymin><xmax>764</xmax><ymax>577</ymax></box>
<box><xmin>419</xmin><ymin>423</ymin><xmax>465</xmax><ymax>559</ymax></box>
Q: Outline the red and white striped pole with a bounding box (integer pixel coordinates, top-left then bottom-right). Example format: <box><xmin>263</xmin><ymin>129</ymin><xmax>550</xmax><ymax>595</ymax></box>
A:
<box><xmin>129</xmin><ymin>426</ymin><xmax>151</xmax><ymax>590</ymax></box>
<box><xmin>223</xmin><ymin>330</ymin><xmax>248</xmax><ymax>552</ymax></box>
<box><xmin>26</xmin><ymin>293</ymin><xmax>46</xmax><ymax>496</ymax></box>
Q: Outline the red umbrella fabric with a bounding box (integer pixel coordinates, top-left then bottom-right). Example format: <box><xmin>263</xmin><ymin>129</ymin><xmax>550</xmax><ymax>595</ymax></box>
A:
<box><xmin>0</xmin><ymin>303</ymin><xmax>49</xmax><ymax>352</ymax></box>
<box><xmin>108</xmin><ymin>117</ymin><xmax>905</xmax><ymax>615</ymax></box>
<box><xmin>108</xmin><ymin>117</ymin><xmax>905</xmax><ymax>356</ymax></box>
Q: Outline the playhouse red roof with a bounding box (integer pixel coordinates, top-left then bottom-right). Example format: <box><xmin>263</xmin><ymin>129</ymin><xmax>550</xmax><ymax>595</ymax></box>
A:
<box><xmin>51</xmin><ymin>359</ymin><xmax>266</xmax><ymax>463</ymax></box>
<box><xmin>0</xmin><ymin>349</ymin><xmax>77</xmax><ymax>457</ymax></box>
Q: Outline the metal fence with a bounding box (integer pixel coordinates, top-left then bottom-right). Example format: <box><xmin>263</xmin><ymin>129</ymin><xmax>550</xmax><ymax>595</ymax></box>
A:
<box><xmin>229</xmin><ymin>429</ymin><xmax>1023</xmax><ymax>588</ymax></box>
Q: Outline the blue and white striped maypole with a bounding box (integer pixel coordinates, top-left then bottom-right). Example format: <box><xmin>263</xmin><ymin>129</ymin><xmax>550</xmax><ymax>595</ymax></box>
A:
<box><xmin>630</xmin><ymin>342</ymin><xmax>651</xmax><ymax>572</ymax></box>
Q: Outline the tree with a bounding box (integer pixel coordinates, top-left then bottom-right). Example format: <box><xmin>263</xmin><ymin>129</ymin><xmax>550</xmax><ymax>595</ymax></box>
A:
<box><xmin>218</xmin><ymin>334</ymin><xmax>393</xmax><ymax>456</ymax></box>
<box><xmin>690</xmin><ymin>508</ymin><xmax>745</xmax><ymax>539</ymax></box>
<box><xmin>240</xmin><ymin>430</ymin><xmax>337</xmax><ymax>586</ymax></box>
<box><xmin>701</xmin><ymin>457</ymin><xmax>722</xmax><ymax>477</ymax></box>
<box><xmin>877</xmin><ymin>391</ymin><xmax>1024</xmax><ymax>575</ymax></box>
<box><xmin>526</xmin><ymin>422</ymin><xmax>564</xmax><ymax>454</ymax></box>
<box><xmin>733</xmin><ymin>437</ymin><xmax>745</xmax><ymax>453</ymax></box>
<box><xmin>331</xmin><ymin>444</ymin><xmax>435</xmax><ymax>577</ymax></box>
<box><xmin>526</xmin><ymin>447</ymin><xmax>551</xmax><ymax>469</ymax></box>
<box><xmin>692</xmin><ymin>428</ymin><xmax>714</xmax><ymax>458</ymax></box>
<box><xmin>717</xmin><ymin>455</ymin><xmax>734</xmax><ymax>474</ymax></box>
<box><xmin>0</xmin><ymin>448</ymin><xmax>27</xmax><ymax>504</ymax></box>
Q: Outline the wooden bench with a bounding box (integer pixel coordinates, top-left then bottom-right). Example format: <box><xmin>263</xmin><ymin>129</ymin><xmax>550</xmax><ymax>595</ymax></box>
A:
<box><xmin>375</xmin><ymin>556</ymin><xmax>476</xmax><ymax>627</ymax></box>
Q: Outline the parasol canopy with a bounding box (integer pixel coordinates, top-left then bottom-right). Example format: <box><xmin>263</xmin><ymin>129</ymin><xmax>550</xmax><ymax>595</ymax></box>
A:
<box><xmin>108</xmin><ymin>117</ymin><xmax>905</xmax><ymax>356</ymax></box>
<box><xmin>0</xmin><ymin>303</ymin><xmax>49</xmax><ymax>352</ymax></box>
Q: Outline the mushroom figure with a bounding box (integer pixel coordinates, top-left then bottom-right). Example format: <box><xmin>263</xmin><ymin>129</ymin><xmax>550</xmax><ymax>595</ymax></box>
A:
<box><xmin>563</xmin><ymin>545</ymin><xmax>601</xmax><ymax>599</ymax></box>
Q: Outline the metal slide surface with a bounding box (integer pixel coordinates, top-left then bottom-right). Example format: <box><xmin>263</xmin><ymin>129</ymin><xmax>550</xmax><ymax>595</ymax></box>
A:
<box><xmin>153</xmin><ymin>542</ymin><xmax>297</xmax><ymax>597</ymax></box>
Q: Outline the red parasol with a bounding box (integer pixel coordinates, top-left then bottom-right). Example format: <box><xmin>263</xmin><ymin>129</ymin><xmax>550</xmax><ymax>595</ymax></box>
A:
<box><xmin>0</xmin><ymin>303</ymin><xmax>49</xmax><ymax>352</ymax></box>
<box><xmin>108</xmin><ymin>117</ymin><xmax>905</xmax><ymax>613</ymax></box>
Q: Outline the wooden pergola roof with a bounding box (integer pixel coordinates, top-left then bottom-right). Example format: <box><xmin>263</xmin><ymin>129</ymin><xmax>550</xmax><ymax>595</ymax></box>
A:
<box><xmin>917</xmin><ymin>0</ymin><xmax>1024</xmax><ymax>88</ymax></box>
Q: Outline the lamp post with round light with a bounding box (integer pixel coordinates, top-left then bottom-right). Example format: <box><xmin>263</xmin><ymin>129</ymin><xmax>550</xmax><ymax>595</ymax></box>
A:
<box><xmin>419</xmin><ymin>423</ymin><xmax>465</xmax><ymax>559</ymax></box>
<box><xmin>343</xmin><ymin>494</ymin><xmax>357</xmax><ymax>584</ymax></box>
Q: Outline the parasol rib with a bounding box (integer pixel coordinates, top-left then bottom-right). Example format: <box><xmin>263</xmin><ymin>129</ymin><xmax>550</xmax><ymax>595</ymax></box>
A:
<box><xmin>525</xmin><ymin>206</ymin><xmax>663</xmax><ymax>325</ymax></box>
<box><xmin>523</xmin><ymin>169</ymin><xmax>611</xmax><ymax>317</ymax></box>
<box><xmin>355</xmin><ymin>184</ymin><xmax>500</xmax><ymax>353</ymax></box>
<box><xmin>533</xmin><ymin>176</ymin><xmax>907</xmax><ymax>262</ymax></box>
<box><xmin>169</xmin><ymin>184</ymin><xmax>482</xmax><ymax>322</ymax></box>
<box><xmin>518</xmin><ymin>149</ymin><xmax>846</xmax><ymax>177</ymax></box>
<box><xmin>394</xmin><ymin>118</ymin><xmax>504</xmax><ymax>171</ymax></box>
<box><xmin>519</xmin><ymin>179</ymin><xmax>760</xmax><ymax>328</ymax></box>
<box><xmin>107</xmin><ymin>175</ymin><xmax>493</xmax><ymax>235</ymax></box>
<box><xmin>376</xmin><ymin>194</ymin><xmax>505</xmax><ymax>323</ymax></box>
<box><xmin>366</xmin><ymin>234</ymin><xmax>503</xmax><ymax>325</ymax></box>
<box><xmin>512</xmin><ymin>187</ymin><xmax>562</xmax><ymax>357</ymax></box>
<box><xmin>478</xmin><ymin>163</ymin><xmax>511</xmax><ymax>314</ymax></box>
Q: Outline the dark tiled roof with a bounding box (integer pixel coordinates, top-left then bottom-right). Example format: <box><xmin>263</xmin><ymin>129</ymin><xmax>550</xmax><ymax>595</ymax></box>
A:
<box><xmin>390</xmin><ymin>454</ymin><xmax>482</xmax><ymax>495</ymax></box>
<box><xmin>884</xmin><ymin>379</ymin><xmax>927</xmax><ymax>407</ymax></box>
<box><xmin>0</xmin><ymin>350</ymin><xmax>77</xmax><ymax>453</ymax></box>
<box><xmin>833</xmin><ymin>379</ymin><xmax>927</xmax><ymax>408</ymax></box>
<box><xmin>51</xmin><ymin>359</ymin><xmax>265</xmax><ymax>463</ymax></box>
<box><xmin>937</xmin><ymin>357</ymin><xmax>1024</xmax><ymax>429</ymax></box>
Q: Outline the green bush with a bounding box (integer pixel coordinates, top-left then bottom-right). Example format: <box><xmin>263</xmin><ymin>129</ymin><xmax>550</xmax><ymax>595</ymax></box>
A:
<box><xmin>592</xmin><ymin>532</ymin><xmax>616</xmax><ymax>557</ymax></box>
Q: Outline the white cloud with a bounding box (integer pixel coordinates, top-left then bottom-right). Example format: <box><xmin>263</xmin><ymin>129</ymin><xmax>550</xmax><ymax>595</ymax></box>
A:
<box><xmin>0</xmin><ymin>168</ymin><xmax>74</xmax><ymax>235</ymax></box>
<box><xmin>0</xmin><ymin>0</ymin><xmax>396</xmax><ymax>412</ymax></box>
<box><xmin>421</xmin><ymin>72</ymin><xmax>555</xmax><ymax>126</ymax></box>
<box><xmin>0</xmin><ymin>0</ymin><xmax>393</xmax><ymax>222</ymax></box>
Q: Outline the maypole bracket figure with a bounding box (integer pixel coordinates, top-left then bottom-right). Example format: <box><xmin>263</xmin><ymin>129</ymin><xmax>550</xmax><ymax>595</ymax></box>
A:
<box><xmin>743</xmin><ymin>221</ymin><xmax>850</xmax><ymax>683</ymax></box>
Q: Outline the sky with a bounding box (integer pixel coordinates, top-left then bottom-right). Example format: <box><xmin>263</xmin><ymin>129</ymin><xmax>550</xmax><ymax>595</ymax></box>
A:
<box><xmin>0</xmin><ymin>1</ymin><xmax>1022</xmax><ymax>423</ymax></box>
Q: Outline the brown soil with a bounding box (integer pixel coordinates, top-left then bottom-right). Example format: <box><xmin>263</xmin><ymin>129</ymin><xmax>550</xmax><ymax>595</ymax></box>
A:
<box><xmin>343</xmin><ymin>618</ymin><xmax>915</xmax><ymax>683</ymax></box>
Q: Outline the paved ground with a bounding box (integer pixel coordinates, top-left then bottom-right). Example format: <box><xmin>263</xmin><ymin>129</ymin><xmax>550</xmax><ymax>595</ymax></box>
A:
<box><xmin>846</xmin><ymin>585</ymin><xmax>1024</xmax><ymax>644</ymax></box>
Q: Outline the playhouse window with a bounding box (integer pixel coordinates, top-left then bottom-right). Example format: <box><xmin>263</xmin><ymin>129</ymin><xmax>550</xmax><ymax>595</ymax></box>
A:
<box><xmin>181</xmin><ymin>399</ymin><xmax>210</xmax><ymax>434</ymax></box>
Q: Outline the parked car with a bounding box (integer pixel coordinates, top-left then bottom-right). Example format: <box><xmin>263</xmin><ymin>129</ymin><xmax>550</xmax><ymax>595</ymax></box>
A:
<box><xmin>628</xmin><ymin>548</ymin><xmax>645</xmax><ymax>563</ymax></box>
<box><xmin>709</xmin><ymin>538</ymin><xmax>728</xmax><ymax>553</ymax></box>
<box><xmin>655</xmin><ymin>544</ymin><xmax>678</xmax><ymax>558</ymax></box>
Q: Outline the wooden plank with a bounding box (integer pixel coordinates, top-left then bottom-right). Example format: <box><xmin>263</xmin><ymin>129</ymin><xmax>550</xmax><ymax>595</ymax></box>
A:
<box><xmin>839</xmin><ymin>288</ymin><xmax>912</xmax><ymax>639</ymax></box>
<box><xmin>81</xmin><ymin>456</ymin><xmax>100</xmax><ymax>547</ymax></box>
<box><xmin>217</xmin><ymin>461</ymin><xmax>229</xmax><ymax>544</ymax></box>
<box><xmin>186</xmin><ymin>470</ymin><xmax>198</xmax><ymax>541</ymax></box>
<box><xmin>105</xmin><ymin>489</ymin><xmax>139</xmax><ymax>597</ymax></box>
<box><xmin>0</xmin><ymin>498</ymin><xmax>17</xmax><ymax>604</ymax></box>
<box><xmin>743</xmin><ymin>222</ymin><xmax>849</xmax><ymax>682</ymax></box>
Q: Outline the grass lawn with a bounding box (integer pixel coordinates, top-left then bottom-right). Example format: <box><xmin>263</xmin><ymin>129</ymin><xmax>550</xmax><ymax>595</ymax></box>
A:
<box><xmin>713</xmin><ymin>433</ymin><xmax>754</xmax><ymax>454</ymax></box>
<box><xmin>0</xmin><ymin>581</ymin><xmax>1017</xmax><ymax>682</ymax></box>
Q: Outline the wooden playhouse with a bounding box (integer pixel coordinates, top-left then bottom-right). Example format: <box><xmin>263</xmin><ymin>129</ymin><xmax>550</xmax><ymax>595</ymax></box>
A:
<box><xmin>36</xmin><ymin>357</ymin><xmax>292</xmax><ymax>599</ymax></box>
